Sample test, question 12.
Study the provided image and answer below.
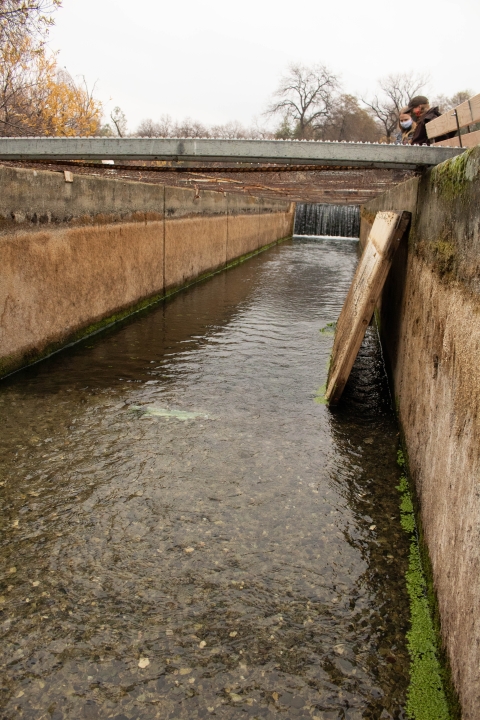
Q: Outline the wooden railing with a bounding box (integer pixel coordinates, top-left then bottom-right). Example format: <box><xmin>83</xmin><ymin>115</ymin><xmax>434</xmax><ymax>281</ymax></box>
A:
<box><xmin>428</xmin><ymin>93</ymin><xmax>480</xmax><ymax>147</ymax></box>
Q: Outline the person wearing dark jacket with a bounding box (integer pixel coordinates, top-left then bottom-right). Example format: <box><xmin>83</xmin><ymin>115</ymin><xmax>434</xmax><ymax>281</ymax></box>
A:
<box><xmin>407</xmin><ymin>95</ymin><xmax>456</xmax><ymax>145</ymax></box>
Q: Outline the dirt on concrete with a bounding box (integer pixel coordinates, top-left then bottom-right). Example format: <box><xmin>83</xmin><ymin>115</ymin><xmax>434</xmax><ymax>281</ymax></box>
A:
<box><xmin>0</xmin><ymin>160</ymin><xmax>415</xmax><ymax>205</ymax></box>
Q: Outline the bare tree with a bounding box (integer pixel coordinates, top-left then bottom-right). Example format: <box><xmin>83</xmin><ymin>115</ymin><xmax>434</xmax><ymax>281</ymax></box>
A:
<box><xmin>266</xmin><ymin>63</ymin><xmax>340</xmax><ymax>139</ymax></box>
<box><xmin>432</xmin><ymin>89</ymin><xmax>474</xmax><ymax>113</ymax></box>
<box><xmin>320</xmin><ymin>94</ymin><xmax>382</xmax><ymax>142</ymax></box>
<box><xmin>0</xmin><ymin>0</ymin><xmax>61</xmax><ymax>48</ymax></box>
<box><xmin>135</xmin><ymin>115</ymin><xmax>273</xmax><ymax>140</ymax></box>
<box><xmin>173</xmin><ymin>117</ymin><xmax>209</xmax><ymax>138</ymax></box>
<box><xmin>136</xmin><ymin>118</ymin><xmax>162</xmax><ymax>137</ymax></box>
<box><xmin>136</xmin><ymin>114</ymin><xmax>178</xmax><ymax>137</ymax></box>
<box><xmin>210</xmin><ymin>120</ymin><xmax>248</xmax><ymax>139</ymax></box>
<box><xmin>247</xmin><ymin>118</ymin><xmax>274</xmax><ymax>140</ymax></box>
<box><xmin>363</xmin><ymin>72</ymin><xmax>429</xmax><ymax>142</ymax></box>
<box><xmin>110</xmin><ymin>106</ymin><xmax>127</xmax><ymax>137</ymax></box>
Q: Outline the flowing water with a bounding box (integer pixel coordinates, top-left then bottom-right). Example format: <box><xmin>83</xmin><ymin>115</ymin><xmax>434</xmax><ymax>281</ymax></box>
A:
<box><xmin>294</xmin><ymin>205</ymin><xmax>360</xmax><ymax>239</ymax></box>
<box><xmin>0</xmin><ymin>238</ymin><xmax>410</xmax><ymax>720</ymax></box>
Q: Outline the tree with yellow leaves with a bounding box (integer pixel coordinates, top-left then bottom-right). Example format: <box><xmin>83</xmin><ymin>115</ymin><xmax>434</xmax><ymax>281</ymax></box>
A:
<box><xmin>0</xmin><ymin>1</ymin><xmax>103</xmax><ymax>136</ymax></box>
<box><xmin>0</xmin><ymin>37</ymin><xmax>103</xmax><ymax>136</ymax></box>
<box><xmin>0</xmin><ymin>0</ymin><xmax>61</xmax><ymax>47</ymax></box>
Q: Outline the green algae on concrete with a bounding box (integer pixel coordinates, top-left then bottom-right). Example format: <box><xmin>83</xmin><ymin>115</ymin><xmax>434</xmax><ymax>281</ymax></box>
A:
<box><xmin>431</xmin><ymin>239</ymin><xmax>457</xmax><ymax>276</ymax></box>
<box><xmin>396</xmin><ymin>450</ymin><xmax>450</xmax><ymax>720</ymax></box>
<box><xmin>430</xmin><ymin>147</ymin><xmax>477</xmax><ymax>202</ymax></box>
<box><xmin>314</xmin><ymin>382</ymin><xmax>328</xmax><ymax>404</ymax></box>
<box><xmin>319</xmin><ymin>321</ymin><xmax>336</xmax><ymax>337</ymax></box>
<box><xmin>130</xmin><ymin>406</ymin><xmax>209</xmax><ymax>421</ymax></box>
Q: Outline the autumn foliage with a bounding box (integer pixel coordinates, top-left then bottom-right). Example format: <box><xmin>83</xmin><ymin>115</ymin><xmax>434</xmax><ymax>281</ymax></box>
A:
<box><xmin>0</xmin><ymin>2</ymin><xmax>102</xmax><ymax>136</ymax></box>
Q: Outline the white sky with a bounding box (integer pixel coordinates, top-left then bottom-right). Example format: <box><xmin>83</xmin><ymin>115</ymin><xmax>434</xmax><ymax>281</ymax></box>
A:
<box><xmin>48</xmin><ymin>0</ymin><xmax>478</xmax><ymax>133</ymax></box>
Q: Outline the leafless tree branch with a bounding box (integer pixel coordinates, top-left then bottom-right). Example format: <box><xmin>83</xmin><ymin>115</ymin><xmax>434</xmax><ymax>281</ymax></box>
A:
<box><xmin>266</xmin><ymin>63</ymin><xmax>341</xmax><ymax>139</ymax></box>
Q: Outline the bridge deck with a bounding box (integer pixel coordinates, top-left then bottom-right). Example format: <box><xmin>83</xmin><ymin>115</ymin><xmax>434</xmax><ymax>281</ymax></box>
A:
<box><xmin>0</xmin><ymin>137</ymin><xmax>464</xmax><ymax>169</ymax></box>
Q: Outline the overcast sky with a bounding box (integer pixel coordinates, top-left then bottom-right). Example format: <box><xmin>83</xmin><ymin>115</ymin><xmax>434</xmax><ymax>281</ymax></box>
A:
<box><xmin>48</xmin><ymin>0</ymin><xmax>478</xmax><ymax>133</ymax></box>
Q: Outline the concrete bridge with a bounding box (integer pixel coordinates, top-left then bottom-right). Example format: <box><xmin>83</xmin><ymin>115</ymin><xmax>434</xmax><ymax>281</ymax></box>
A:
<box><xmin>0</xmin><ymin>136</ymin><xmax>464</xmax><ymax>170</ymax></box>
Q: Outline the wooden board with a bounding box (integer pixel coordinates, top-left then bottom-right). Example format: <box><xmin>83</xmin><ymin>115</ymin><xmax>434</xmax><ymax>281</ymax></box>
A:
<box><xmin>433</xmin><ymin>129</ymin><xmax>480</xmax><ymax>148</ymax></box>
<box><xmin>325</xmin><ymin>211</ymin><xmax>411</xmax><ymax>406</ymax></box>
<box><xmin>427</xmin><ymin>94</ymin><xmax>480</xmax><ymax>139</ymax></box>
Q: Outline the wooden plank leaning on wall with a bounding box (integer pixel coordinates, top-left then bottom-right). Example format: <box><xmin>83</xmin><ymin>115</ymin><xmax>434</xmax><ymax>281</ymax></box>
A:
<box><xmin>325</xmin><ymin>211</ymin><xmax>411</xmax><ymax>406</ymax></box>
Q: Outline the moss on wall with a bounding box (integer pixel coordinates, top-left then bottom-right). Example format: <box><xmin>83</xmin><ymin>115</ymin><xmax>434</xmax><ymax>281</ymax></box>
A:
<box><xmin>431</xmin><ymin>239</ymin><xmax>457</xmax><ymax>277</ymax></box>
<box><xmin>430</xmin><ymin>149</ymin><xmax>473</xmax><ymax>202</ymax></box>
<box><xmin>396</xmin><ymin>449</ymin><xmax>461</xmax><ymax>720</ymax></box>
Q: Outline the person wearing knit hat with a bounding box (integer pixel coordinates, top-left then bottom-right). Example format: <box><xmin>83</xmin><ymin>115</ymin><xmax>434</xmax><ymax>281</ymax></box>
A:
<box><xmin>406</xmin><ymin>96</ymin><xmax>430</xmax><ymax>119</ymax></box>
<box><xmin>407</xmin><ymin>96</ymin><xmax>457</xmax><ymax>145</ymax></box>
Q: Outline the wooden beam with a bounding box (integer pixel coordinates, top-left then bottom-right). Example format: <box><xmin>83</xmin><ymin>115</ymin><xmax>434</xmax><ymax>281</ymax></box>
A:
<box><xmin>325</xmin><ymin>211</ymin><xmax>411</xmax><ymax>405</ymax></box>
<box><xmin>433</xmin><ymin>129</ymin><xmax>480</xmax><ymax>148</ymax></box>
<box><xmin>427</xmin><ymin>94</ymin><xmax>480</xmax><ymax>139</ymax></box>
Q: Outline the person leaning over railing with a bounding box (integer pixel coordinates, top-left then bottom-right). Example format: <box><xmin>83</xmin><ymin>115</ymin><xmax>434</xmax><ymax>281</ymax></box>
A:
<box><xmin>407</xmin><ymin>95</ymin><xmax>456</xmax><ymax>145</ymax></box>
<box><xmin>395</xmin><ymin>106</ymin><xmax>417</xmax><ymax>144</ymax></box>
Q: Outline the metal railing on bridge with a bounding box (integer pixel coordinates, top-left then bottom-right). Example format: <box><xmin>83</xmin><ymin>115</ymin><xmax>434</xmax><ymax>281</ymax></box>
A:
<box><xmin>0</xmin><ymin>137</ymin><xmax>465</xmax><ymax>170</ymax></box>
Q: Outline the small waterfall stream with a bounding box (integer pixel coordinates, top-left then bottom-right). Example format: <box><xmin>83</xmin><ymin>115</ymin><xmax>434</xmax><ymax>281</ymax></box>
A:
<box><xmin>294</xmin><ymin>203</ymin><xmax>360</xmax><ymax>238</ymax></box>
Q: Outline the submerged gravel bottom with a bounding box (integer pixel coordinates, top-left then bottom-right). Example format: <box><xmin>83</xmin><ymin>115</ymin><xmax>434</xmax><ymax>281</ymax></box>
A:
<box><xmin>0</xmin><ymin>238</ymin><xmax>410</xmax><ymax>719</ymax></box>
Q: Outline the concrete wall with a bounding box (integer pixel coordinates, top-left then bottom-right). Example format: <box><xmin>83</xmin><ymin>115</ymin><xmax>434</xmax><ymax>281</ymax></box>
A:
<box><xmin>0</xmin><ymin>164</ymin><xmax>294</xmax><ymax>377</ymax></box>
<box><xmin>360</xmin><ymin>147</ymin><xmax>480</xmax><ymax>720</ymax></box>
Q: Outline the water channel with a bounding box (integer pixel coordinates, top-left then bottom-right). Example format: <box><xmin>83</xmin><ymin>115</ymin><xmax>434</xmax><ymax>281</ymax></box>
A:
<box><xmin>0</xmin><ymin>238</ymin><xmax>411</xmax><ymax>720</ymax></box>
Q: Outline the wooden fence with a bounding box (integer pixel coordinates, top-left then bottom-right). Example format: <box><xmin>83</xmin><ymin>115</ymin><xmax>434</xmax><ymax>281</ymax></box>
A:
<box><xmin>428</xmin><ymin>93</ymin><xmax>480</xmax><ymax>147</ymax></box>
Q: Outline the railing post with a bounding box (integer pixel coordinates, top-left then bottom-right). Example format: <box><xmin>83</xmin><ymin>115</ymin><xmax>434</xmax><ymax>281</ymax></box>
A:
<box><xmin>453</xmin><ymin>109</ymin><xmax>463</xmax><ymax>148</ymax></box>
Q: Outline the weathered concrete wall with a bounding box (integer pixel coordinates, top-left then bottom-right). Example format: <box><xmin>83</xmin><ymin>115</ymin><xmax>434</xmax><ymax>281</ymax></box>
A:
<box><xmin>0</xmin><ymin>164</ymin><xmax>294</xmax><ymax>377</ymax></box>
<box><xmin>360</xmin><ymin>147</ymin><xmax>480</xmax><ymax>720</ymax></box>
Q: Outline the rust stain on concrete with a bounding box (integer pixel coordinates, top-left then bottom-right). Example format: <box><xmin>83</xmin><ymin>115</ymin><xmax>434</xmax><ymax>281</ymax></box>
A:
<box><xmin>164</xmin><ymin>215</ymin><xmax>228</xmax><ymax>291</ymax></box>
<box><xmin>0</xmin><ymin>222</ymin><xmax>165</xmax><ymax>372</ymax></box>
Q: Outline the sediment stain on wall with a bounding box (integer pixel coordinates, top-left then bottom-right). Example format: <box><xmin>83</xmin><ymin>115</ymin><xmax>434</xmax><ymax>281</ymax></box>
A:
<box><xmin>360</xmin><ymin>146</ymin><xmax>480</xmax><ymax>720</ymax></box>
<box><xmin>0</xmin><ymin>165</ymin><xmax>294</xmax><ymax>377</ymax></box>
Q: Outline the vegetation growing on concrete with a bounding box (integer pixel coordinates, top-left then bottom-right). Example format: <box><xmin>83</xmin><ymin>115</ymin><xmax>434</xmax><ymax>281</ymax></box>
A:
<box><xmin>396</xmin><ymin>450</ymin><xmax>451</xmax><ymax>720</ymax></box>
<box><xmin>315</xmin><ymin>325</ymin><xmax>337</xmax><ymax>404</ymax></box>
<box><xmin>431</xmin><ymin>239</ymin><xmax>457</xmax><ymax>276</ymax></box>
<box><xmin>319</xmin><ymin>321</ymin><xmax>336</xmax><ymax>336</ymax></box>
<box><xmin>430</xmin><ymin>148</ymin><xmax>473</xmax><ymax>202</ymax></box>
<box><xmin>314</xmin><ymin>382</ymin><xmax>328</xmax><ymax>404</ymax></box>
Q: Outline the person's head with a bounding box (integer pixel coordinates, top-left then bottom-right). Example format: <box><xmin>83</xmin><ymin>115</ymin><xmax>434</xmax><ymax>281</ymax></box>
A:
<box><xmin>407</xmin><ymin>95</ymin><xmax>430</xmax><ymax>119</ymax></box>
<box><xmin>399</xmin><ymin>107</ymin><xmax>414</xmax><ymax>130</ymax></box>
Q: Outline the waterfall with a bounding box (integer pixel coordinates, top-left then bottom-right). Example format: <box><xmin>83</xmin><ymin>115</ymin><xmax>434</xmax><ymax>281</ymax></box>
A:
<box><xmin>294</xmin><ymin>203</ymin><xmax>360</xmax><ymax>238</ymax></box>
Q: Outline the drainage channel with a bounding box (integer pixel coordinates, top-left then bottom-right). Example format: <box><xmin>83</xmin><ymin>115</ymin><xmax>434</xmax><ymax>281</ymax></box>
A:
<box><xmin>1</xmin><ymin>237</ymin><xmax>420</xmax><ymax>719</ymax></box>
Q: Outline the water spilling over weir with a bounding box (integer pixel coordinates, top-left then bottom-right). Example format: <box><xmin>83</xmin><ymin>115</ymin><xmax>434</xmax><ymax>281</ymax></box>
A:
<box><xmin>294</xmin><ymin>205</ymin><xmax>360</xmax><ymax>239</ymax></box>
<box><xmin>0</xmin><ymin>238</ymin><xmax>412</xmax><ymax>719</ymax></box>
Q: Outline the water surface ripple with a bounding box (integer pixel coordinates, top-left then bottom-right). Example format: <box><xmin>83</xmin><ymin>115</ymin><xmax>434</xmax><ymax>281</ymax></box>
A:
<box><xmin>0</xmin><ymin>238</ymin><xmax>409</xmax><ymax>720</ymax></box>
